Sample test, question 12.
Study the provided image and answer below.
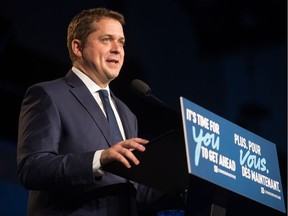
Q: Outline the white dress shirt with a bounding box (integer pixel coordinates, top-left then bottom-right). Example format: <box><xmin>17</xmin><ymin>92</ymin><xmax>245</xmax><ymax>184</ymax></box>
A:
<box><xmin>72</xmin><ymin>67</ymin><xmax>126</xmax><ymax>176</ymax></box>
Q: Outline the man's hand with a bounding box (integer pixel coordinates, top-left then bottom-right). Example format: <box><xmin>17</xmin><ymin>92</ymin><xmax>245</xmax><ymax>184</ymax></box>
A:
<box><xmin>100</xmin><ymin>138</ymin><xmax>149</xmax><ymax>168</ymax></box>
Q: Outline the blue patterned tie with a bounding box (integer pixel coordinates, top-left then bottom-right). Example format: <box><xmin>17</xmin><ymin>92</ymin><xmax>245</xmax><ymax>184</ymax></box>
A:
<box><xmin>98</xmin><ymin>90</ymin><xmax>123</xmax><ymax>142</ymax></box>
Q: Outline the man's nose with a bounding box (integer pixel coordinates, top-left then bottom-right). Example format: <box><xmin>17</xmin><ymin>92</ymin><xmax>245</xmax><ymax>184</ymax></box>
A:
<box><xmin>110</xmin><ymin>41</ymin><xmax>122</xmax><ymax>53</ymax></box>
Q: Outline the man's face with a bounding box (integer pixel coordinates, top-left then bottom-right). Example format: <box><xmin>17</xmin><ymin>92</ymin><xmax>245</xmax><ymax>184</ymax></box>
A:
<box><xmin>81</xmin><ymin>18</ymin><xmax>125</xmax><ymax>86</ymax></box>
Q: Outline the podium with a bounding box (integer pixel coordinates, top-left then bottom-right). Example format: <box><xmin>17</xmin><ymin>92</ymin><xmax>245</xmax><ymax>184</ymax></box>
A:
<box><xmin>103</xmin><ymin>128</ymin><xmax>229</xmax><ymax>215</ymax></box>
<box><xmin>103</xmin><ymin>128</ymin><xmax>189</xmax><ymax>194</ymax></box>
<box><xmin>103</xmin><ymin>97</ymin><xmax>286</xmax><ymax>215</ymax></box>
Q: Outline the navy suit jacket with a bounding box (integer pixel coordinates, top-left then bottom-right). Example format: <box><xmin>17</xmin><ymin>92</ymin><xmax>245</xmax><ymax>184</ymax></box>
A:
<box><xmin>17</xmin><ymin>70</ymin><xmax>146</xmax><ymax>215</ymax></box>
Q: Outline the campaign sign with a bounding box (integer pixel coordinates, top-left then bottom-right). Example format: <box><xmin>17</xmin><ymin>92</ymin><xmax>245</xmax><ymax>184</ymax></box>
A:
<box><xmin>180</xmin><ymin>97</ymin><xmax>286</xmax><ymax>213</ymax></box>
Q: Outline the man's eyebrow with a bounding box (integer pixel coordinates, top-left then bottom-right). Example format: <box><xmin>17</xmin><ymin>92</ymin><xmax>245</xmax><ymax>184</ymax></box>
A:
<box><xmin>100</xmin><ymin>34</ymin><xmax>124</xmax><ymax>39</ymax></box>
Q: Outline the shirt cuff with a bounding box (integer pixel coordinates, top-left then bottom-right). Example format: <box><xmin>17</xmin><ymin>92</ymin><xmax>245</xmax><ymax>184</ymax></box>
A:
<box><xmin>93</xmin><ymin>150</ymin><xmax>106</xmax><ymax>176</ymax></box>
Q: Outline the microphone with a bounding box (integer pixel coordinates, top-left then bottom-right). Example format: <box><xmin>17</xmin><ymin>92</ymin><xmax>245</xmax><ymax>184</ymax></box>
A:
<box><xmin>130</xmin><ymin>79</ymin><xmax>167</xmax><ymax>106</ymax></box>
<box><xmin>130</xmin><ymin>79</ymin><xmax>182</xmax><ymax>131</ymax></box>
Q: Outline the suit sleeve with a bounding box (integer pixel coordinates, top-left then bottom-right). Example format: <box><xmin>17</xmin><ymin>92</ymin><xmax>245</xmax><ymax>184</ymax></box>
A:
<box><xmin>17</xmin><ymin>84</ymin><xmax>97</xmax><ymax>191</ymax></box>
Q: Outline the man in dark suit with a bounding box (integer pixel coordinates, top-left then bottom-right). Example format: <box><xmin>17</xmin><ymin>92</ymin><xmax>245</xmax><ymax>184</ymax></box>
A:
<box><xmin>17</xmin><ymin>7</ymin><xmax>166</xmax><ymax>216</ymax></box>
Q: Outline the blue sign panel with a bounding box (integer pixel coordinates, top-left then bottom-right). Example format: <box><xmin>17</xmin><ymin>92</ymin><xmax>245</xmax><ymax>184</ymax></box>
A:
<box><xmin>180</xmin><ymin>97</ymin><xmax>286</xmax><ymax>213</ymax></box>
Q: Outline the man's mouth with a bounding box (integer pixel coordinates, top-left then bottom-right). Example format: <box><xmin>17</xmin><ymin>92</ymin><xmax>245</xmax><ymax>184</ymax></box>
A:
<box><xmin>106</xmin><ymin>59</ymin><xmax>119</xmax><ymax>64</ymax></box>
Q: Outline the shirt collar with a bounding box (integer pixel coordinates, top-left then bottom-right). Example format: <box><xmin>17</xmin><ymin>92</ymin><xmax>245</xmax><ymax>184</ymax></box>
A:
<box><xmin>72</xmin><ymin>66</ymin><xmax>110</xmax><ymax>94</ymax></box>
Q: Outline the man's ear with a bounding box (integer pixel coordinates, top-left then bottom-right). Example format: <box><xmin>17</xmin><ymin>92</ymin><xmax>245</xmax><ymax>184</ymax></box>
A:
<box><xmin>71</xmin><ymin>39</ymin><xmax>83</xmax><ymax>57</ymax></box>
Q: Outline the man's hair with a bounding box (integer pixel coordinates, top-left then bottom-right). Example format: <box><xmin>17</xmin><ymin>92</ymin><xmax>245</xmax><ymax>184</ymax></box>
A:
<box><xmin>67</xmin><ymin>7</ymin><xmax>125</xmax><ymax>62</ymax></box>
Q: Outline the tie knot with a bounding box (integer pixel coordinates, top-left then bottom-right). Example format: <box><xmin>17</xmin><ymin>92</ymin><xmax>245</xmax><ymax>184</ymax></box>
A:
<box><xmin>98</xmin><ymin>89</ymin><xmax>109</xmax><ymax>98</ymax></box>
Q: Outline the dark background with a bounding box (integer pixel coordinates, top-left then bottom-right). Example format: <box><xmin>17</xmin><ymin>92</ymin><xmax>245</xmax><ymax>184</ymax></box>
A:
<box><xmin>0</xmin><ymin>0</ymin><xmax>286</xmax><ymax>215</ymax></box>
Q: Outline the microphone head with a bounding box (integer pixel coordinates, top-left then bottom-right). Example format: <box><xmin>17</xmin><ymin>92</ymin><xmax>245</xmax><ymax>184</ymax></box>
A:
<box><xmin>131</xmin><ymin>79</ymin><xmax>151</xmax><ymax>96</ymax></box>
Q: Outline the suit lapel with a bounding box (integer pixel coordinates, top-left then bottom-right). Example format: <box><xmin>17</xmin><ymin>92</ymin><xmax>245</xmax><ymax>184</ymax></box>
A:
<box><xmin>65</xmin><ymin>71</ymin><xmax>119</xmax><ymax>147</ymax></box>
<box><xmin>111</xmin><ymin>92</ymin><xmax>134</xmax><ymax>139</ymax></box>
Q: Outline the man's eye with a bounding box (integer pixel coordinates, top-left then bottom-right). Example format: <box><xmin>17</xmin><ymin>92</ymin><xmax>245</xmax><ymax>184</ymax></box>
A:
<box><xmin>102</xmin><ymin>38</ymin><xmax>110</xmax><ymax>43</ymax></box>
<box><xmin>119</xmin><ymin>40</ymin><xmax>125</xmax><ymax>47</ymax></box>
